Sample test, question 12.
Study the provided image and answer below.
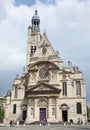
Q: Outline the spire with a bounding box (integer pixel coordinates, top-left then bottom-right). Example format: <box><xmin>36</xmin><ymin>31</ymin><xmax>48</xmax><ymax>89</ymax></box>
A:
<box><xmin>6</xmin><ymin>88</ymin><xmax>11</xmax><ymax>96</ymax></box>
<box><xmin>31</xmin><ymin>10</ymin><xmax>40</xmax><ymax>32</ymax></box>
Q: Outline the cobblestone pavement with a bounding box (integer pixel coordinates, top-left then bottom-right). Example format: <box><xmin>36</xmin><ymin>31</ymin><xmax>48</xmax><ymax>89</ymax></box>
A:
<box><xmin>0</xmin><ymin>125</ymin><xmax>90</xmax><ymax>130</ymax></box>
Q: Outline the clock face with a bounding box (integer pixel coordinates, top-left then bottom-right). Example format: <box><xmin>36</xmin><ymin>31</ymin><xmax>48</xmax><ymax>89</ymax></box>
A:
<box><xmin>31</xmin><ymin>36</ymin><xmax>37</xmax><ymax>43</ymax></box>
<box><xmin>39</xmin><ymin>67</ymin><xmax>48</xmax><ymax>79</ymax></box>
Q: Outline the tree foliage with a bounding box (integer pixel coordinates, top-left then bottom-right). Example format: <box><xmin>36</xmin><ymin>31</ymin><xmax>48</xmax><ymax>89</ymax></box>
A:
<box><xmin>0</xmin><ymin>106</ymin><xmax>4</xmax><ymax>121</ymax></box>
<box><xmin>87</xmin><ymin>106</ymin><xmax>90</xmax><ymax>119</ymax></box>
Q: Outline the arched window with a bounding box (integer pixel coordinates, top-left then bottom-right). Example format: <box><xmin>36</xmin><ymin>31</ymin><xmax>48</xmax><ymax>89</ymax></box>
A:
<box><xmin>77</xmin><ymin>102</ymin><xmax>82</xmax><ymax>114</ymax></box>
<box><xmin>13</xmin><ymin>104</ymin><xmax>16</xmax><ymax>114</ymax></box>
<box><xmin>15</xmin><ymin>87</ymin><xmax>18</xmax><ymax>98</ymax></box>
<box><xmin>76</xmin><ymin>81</ymin><xmax>81</xmax><ymax>96</ymax></box>
<box><xmin>62</xmin><ymin>82</ymin><xmax>67</xmax><ymax>96</ymax></box>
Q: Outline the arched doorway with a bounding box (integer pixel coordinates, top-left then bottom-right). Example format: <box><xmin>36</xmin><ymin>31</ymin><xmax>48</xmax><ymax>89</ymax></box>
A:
<box><xmin>40</xmin><ymin>108</ymin><xmax>46</xmax><ymax>121</ymax></box>
<box><xmin>22</xmin><ymin>110</ymin><xmax>27</xmax><ymax>121</ymax></box>
<box><xmin>62</xmin><ymin>110</ymin><xmax>67</xmax><ymax>121</ymax></box>
<box><xmin>60</xmin><ymin>104</ymin><xmax>69</xmax><ymax>122</ymax></box>
<box><xmin>21</xmin><ymin>105</ymin><xmax>27</xmax><ymax>122</ymax></box>
<box><xmin>38</xmin><ymin>98</ymin><xmax>48</xmax><ymax>121</ymax></box>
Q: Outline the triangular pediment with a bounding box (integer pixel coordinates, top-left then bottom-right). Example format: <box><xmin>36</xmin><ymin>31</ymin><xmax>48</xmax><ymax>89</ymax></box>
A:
<box><xmin>26</xmin><ymin>83</ymin><xmax>60</xmax><ymax>94</ymax></box>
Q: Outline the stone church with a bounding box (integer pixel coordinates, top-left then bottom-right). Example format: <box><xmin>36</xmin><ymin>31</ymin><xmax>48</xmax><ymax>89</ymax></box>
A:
<box><xmin>4</xmin><ymin>10</ymin><xmax>87</xmax><ymax>124</ymax></box>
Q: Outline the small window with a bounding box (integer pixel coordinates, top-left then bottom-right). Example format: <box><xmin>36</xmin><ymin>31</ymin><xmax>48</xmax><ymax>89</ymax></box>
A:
<box><xmin>77</xmin><ymin>103</ymin><xmax>82</xmax><ymax>114</ymax></box>
<box><xmin>13</xmin><ymin>104</ymin><xmax>16</xmax><ymax>114</ymax></box>
<box><xmin>63</xmin><ymin>75</ymin><xmax>66</xmax><ymax>79</ymax></box>
<box><xmin>34</xmin><ymin>46</ymin><xmax>36</xmax><ymax>52</ymax></box>
<box><xmin>31</xmin><ymin>46</ymin><xmax>33</xmax><ymax>54</ymax></box>
<box><xmin>31</xmin><ymin>46</ymin><xmax>36</xmax><ymax>54</ymax></box>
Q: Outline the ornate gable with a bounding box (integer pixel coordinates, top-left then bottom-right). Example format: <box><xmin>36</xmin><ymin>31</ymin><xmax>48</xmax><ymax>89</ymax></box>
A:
<box><xmin>26</xmin><ymin>82</ymin><xmax>61</xmax><ymax>95</ymax></box>
<box><xmin>28</xmin><ymin>61</ymin><xmax>59</xmax><ymax>71</ymax></box>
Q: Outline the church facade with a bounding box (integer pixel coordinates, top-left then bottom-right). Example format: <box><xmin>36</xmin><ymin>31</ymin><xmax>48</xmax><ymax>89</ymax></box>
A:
<box><xmin>4</xmin><ymin>10</ymin><xmax>87</xmax><ymax>124</ymax></box>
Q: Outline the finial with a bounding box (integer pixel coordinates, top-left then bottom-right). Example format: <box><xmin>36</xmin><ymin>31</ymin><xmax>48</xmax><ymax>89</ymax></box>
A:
<box><xmin>16</xmin><ymin>74</ymin><xmax>18</xmax><ymax>78</ymax></box>
<box><xmin>35</xmin><ymin>10</ymin><xmax>38</xmax><ymax>15</ymax></box>
<box><xmin>68</xmin><ymin>61</ymin><xmax>72</xmax><ymax>67</ymax></box>
<box><xmin>23</xmin><ymin>67</ymin><xmax>25</xmax><ymax>74</ymax></box>
<box><xmin>44</xmin><ymin>29</ymin><xmax>46</xmax><ymax>32</ymax></box>
<box><xmin>56</xmin><ymin>50</ymin><xmax>59</xmax><ymax>55</ymax></box>
<box><xmin>43</xmin><ymin>29</ymin><xmax>46</xmax><ymax>35</ymax></box>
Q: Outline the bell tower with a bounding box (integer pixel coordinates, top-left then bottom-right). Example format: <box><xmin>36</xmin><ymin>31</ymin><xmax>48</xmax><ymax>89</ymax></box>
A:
<box><xmin>26</xmin><ymin>10</ymin><xmax>41</xmax><ymax>68</ymax></box>
<box><xmin>32</xmin><ymin>10</ymin><xmax>40</xmax><ymax>32</ymax></box>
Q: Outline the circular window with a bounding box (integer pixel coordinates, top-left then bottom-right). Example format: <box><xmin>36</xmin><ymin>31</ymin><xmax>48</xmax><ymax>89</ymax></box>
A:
<box><xmin>39</xmin><ymin>67</ymin><xmax>48</xmax><ymax>79</ymax></box>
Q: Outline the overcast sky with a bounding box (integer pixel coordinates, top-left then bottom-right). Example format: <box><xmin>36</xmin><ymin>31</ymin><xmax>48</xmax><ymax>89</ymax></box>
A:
<box><xmin>0</xmin><ymin>0</ymin><xmax>90</xmax><ymax>106</ymax></box>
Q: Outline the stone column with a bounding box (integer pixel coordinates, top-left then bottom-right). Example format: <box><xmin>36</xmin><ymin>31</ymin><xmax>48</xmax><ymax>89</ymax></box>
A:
<box><xmin>25</xmin><ymin>104</ymin><xmax>30</xmax><ymax>123</ymax></box>
<box><xmin>47</xmin><ymin>98</ymin><xmax>51</xmax><ymax>122</ymax></box>
<box><xmin>55</xmin><ymin>97</ymin><xmax>57</xmax><ymax>119</ymax></box>
<box><xmin>34</xmin><ymin>98</ymin><xmax>39</xmax><ymax>121</ymax></box>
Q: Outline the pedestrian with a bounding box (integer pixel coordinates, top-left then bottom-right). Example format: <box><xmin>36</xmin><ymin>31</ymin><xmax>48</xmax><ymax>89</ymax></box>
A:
<box><xmin>9</xmin><ymin>120</ymin><xmax>12</xmax><ymax>127</ymax></box>
<box><xmin>70</xmin><ymin>119</ymin><xmax>73</xmax><ymax>125</ymax></box>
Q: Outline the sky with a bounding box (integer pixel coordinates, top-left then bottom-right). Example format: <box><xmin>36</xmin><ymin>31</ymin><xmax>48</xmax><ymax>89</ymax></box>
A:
<box><xmin>0</xmin><ymin>0</ymin><xmax>90</xmax><ymax>106</ymax></box>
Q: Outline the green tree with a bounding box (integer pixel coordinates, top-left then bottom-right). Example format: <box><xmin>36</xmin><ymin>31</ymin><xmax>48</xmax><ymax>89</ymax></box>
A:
<box><xmin>0</xmin><ymin>106</ymin><xmax>4</xmax><ymax>122</ymax></box>
<box><xmin>87</xmin><ymin>106</ymin><xmax>90</xmax><ymax>120</ymax></box>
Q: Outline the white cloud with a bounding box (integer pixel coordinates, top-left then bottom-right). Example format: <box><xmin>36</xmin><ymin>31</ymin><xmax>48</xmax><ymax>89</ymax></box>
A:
<box><xmin>0</xmin><ymin>0</ymin><xmax>90</xmax><ymax>104</ymax></box>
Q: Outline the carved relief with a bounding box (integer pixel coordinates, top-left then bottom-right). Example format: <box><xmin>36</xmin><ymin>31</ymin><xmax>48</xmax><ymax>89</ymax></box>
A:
<box><xmin>29</xmin><ymin>65</ymin><xmax>37</xmax><ymax>71</ymax></box>
<box><xmin>37</xmin><ymin>98</ymin><xmax>48</xmax><ymax>107</ymax></box>
<box><xmin>62</xmin><ymin>75</ymin><xmax>67</xmax><ymax>79</ymax></box>
<box><xmin>32</xmin><ymin>84</ymin><xmax>51</xmax><ymax>91</ymax></box>
<box><xmin>42</xmin><ymin>47</ymin><xmax>47</xmax><ymax>55</ymax></box>
<box><xmin>51</xmin><ymin>98</ymin><xmax>56</xmax><ymax>105</ymax></box>
<box><xmin>29</xmin><ymin>98</ymin><xmax>35</xmax><ymax>106</ymax></box>
<box><xmin>52</xmin><ymin>107</ymin><xmax>55</xmax><ymax>115</ymax></box>
<box><xmin>38</xmin><ymin>100</ymin><xmax>47</xmax><ymax>107</ymax></box>
<box><xmin>30</xmin><ymin>73</ymin><xmax>36</xmax><ymax>82</ymax></box>
<box><xmin>60</xmin><ymin>103</ymin><xmax>69</xmax><ymax>110</ymax></box>
<box><xmin>39</xmin><ymin>85</ymin><xmax>44</xmax><ymax>90</ymax></box>
<box><xmin>38</xmin><ymin>64</ymin><xmax>49</xmax><ymax>70</ymax></box>
<box><xmin>50</xmin><ymin>70</ymin><xmax>57</xmax><ymax>81</ymax></box>
<box><xmin>30</xmin><ymin>108</ymin><xmax>34</xmax><ymax>117</ymax></box>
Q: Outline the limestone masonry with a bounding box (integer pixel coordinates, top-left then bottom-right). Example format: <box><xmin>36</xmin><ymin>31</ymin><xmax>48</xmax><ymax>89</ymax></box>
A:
<box><xmin>4</xmin><ymin>10</ymin><xmax>87</xmax><ymax>124</ymax></box>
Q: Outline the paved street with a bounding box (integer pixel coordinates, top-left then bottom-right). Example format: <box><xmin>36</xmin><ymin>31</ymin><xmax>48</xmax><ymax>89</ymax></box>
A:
<box><xmin>0</xmin><ymin>125</ymin><xmax>90</xmax><ymax>130</ymax></box>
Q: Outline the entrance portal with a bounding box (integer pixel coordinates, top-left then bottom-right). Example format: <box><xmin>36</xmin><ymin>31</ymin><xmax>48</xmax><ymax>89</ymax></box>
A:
<box><xmin>40</xmin><ymin>108</ymin><xmax>46</xmax><ymax>121</ymax></box>
<box><xmin>22</xmin><ymin>110</ymin><xmax>27</xmax><ymax>121</ymax></box>
<box><xmin>62</xmin><ymin>110</ymin><xmax>68</xmax><ymax>121</ymax></box>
